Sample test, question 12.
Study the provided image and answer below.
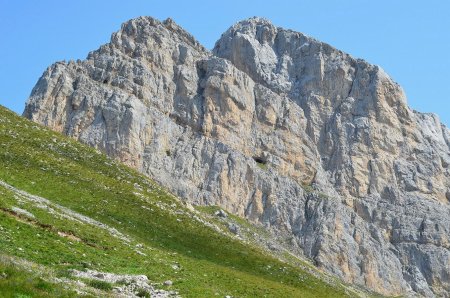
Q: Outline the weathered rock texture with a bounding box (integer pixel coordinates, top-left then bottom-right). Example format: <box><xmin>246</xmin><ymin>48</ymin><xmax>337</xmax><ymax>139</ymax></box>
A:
<box><xmin>24</xmin><ymin>16</ymin><xmax>450</xmax><ymax>297</ymax></box>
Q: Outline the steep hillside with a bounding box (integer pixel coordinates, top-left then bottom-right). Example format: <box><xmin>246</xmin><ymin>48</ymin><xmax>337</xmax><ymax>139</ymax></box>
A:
<box><xmin>0</xmin><ymin>105</ymin><xmax>356</xmax><ymax>297</ymax></box>
<box><xmin>23</xmin><ymin>16</ymin><xmax>450</xmax><ymax>296</ymax></box>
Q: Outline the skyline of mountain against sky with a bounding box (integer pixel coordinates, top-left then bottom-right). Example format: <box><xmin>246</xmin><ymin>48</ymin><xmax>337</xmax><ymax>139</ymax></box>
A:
<box><xmin>1</xmin><ymin>0</ymin><xmax>449</xmax><ymax>125</ymax></box>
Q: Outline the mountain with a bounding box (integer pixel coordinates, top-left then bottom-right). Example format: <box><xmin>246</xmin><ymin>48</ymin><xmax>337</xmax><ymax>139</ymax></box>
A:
<box><xmin>0</xmin><ymin>105</ymin><xmax>356</xmax><ymax>297</ymax></box>
<box><xmin>23</xmin><ymin>16</ymin><xmax>450</xmax><ymax>297</ymax></box>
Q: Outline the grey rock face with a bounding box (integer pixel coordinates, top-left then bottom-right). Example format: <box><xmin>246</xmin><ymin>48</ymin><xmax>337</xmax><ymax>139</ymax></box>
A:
<box><xmin>24</xmin><ymin>16</ymin><xmax>450</xmax><ymax>296</ymax></box>
<box><xmin>71</xmin><ymin>269</ymin><xmax>178</xmax><ymax>297</ymax></box>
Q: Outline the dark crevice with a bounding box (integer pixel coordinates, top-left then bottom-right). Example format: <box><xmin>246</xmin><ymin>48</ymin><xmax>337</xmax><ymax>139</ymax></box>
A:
<box><xmin>253</xmin><ymin>157</ymin><xmax>267</xmax><ymax>165</ymax></box>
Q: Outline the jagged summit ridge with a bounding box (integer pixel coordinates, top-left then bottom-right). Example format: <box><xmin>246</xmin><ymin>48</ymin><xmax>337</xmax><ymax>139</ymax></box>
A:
<box><xmin>96</xmin><ymin>16</ymin><xmax>208</xmax><ymax>57</ymax></box>
<box><xmin>24</xmin><ymin>16</ymin><xmax>450</xmax><ymax>297</ymax></box>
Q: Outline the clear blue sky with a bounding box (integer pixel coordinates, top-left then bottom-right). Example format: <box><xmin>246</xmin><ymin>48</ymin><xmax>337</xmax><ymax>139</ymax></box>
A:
<box><xmin>1</xmin><ymin>0</ymin><xmax>449</xmax><ymax>125</ymax></box>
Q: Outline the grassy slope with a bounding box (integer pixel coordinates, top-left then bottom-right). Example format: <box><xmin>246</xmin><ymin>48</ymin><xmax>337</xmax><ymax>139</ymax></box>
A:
<box><xmin>0</xmin><ymin>105</ymin><xmax>353</xmax><ymax>297</ymax></box>
<box><xmin>0</xmin><ymin>255</ymin><xmax>80</xmax><ymax>298</ymax></box>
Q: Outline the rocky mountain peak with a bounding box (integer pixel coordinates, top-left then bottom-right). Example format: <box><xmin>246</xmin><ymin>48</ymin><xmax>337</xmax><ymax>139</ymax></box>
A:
<box><xmin>88</xmin><ymin>16</ymin><xmax>208</xmax><ymax>60</ymax></box>
<box><xmin>223</xmin><ymin>16</ymin><xmax>276</xmax><ymax>35</ymax></box>
<box><xmin>23</xmin><ymin>16</ymin><xmax>450</xmax><ymax>297</ymax></box>
<box><xmin>215</xmin><ymin>15</ymin><xmax>408</xmax><ymax>105</ymax></box>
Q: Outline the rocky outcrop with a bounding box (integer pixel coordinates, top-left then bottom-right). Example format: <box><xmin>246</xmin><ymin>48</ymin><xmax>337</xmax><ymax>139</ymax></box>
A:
<box><xmin>24</xmin><ymin>16</ymin><xmax>450</xmax><ymax>296</ymax></box>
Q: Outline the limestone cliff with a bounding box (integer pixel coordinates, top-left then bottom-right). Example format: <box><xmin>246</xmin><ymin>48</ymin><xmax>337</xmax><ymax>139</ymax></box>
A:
<box><xmin>24</xmin><ymin>16</ymin><xmax>450</xmax><ymax>296</ymax></box>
